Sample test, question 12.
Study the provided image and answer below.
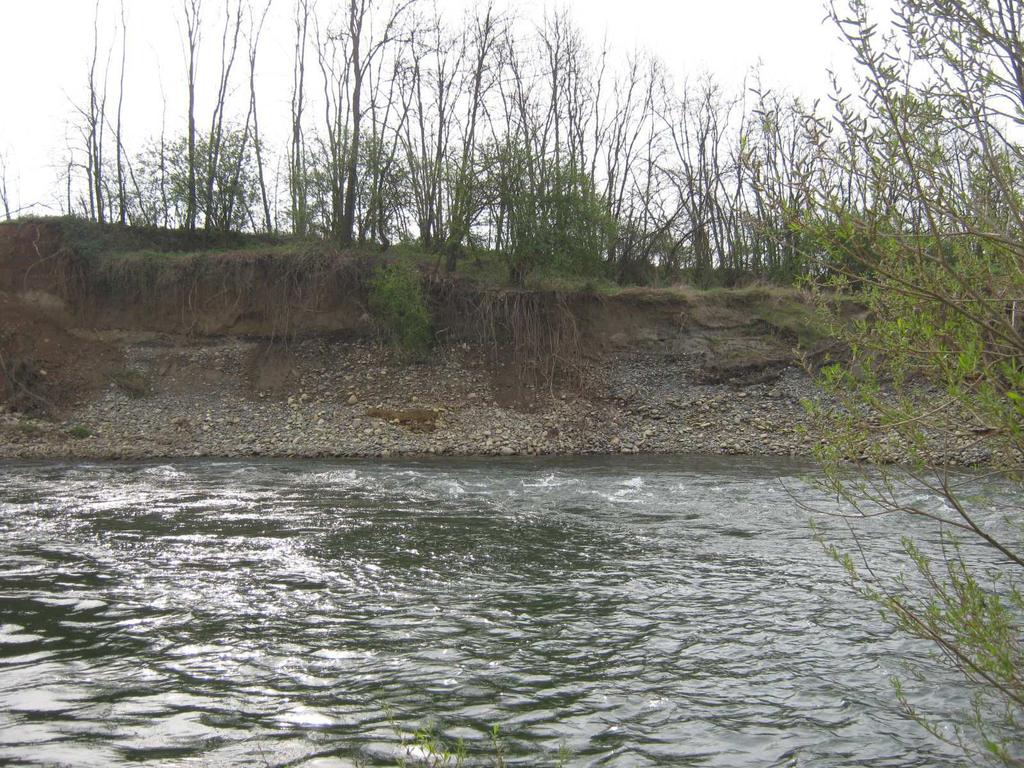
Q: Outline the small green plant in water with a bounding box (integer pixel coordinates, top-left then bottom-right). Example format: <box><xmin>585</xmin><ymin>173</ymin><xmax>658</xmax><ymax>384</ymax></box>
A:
<box><xmin>382</xmin><ymin>703</ymin><xmax>568</xmax><ymax>767</ymax></box>
<box><xmin>369</xmin><ymin>262</ymin><xmax>433</xmax><ymax>357</ymax></box>
<box><xmin>489</xmin><ymin>724</ymin><xmax>507</xmax><ymax>767</ymax></box>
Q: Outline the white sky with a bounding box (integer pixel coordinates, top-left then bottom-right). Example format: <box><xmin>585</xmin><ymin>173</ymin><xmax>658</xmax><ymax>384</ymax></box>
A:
<box><xmin>0</xmin><ymin>0</ymin><xmax>860</xmax><ymax>216</ymax></box>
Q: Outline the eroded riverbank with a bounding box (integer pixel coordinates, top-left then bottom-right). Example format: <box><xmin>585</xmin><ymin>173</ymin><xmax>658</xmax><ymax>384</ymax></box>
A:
<box><xmin>0</xmin><ymin>219</ymin><xmax>998</xmax><ymax>464</ymax></box>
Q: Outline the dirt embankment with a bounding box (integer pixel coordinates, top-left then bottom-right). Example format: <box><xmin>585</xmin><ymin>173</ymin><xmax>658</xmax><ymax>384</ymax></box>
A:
<box><xmin>0</xmin><ymin>218</ymin><xmax>860</xmax><ymax>461</ymax></box>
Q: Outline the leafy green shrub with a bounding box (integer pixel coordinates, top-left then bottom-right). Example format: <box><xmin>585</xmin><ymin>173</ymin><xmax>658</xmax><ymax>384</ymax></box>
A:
<box><xmin>368</xmin><ymin>262</ymin><xmax>433</xmax><ymax>356</ymax></box>
<box><xmin>68</xmin><ymin>425</ymin><xmax>92</xmax><ymax>439</ymax></box>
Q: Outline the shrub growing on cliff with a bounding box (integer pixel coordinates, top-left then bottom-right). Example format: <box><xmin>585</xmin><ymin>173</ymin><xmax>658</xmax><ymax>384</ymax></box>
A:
<box><xmin>369</xmin><ymin>262</ymin><xmax>433</xmax><ymax>356</ymax></box>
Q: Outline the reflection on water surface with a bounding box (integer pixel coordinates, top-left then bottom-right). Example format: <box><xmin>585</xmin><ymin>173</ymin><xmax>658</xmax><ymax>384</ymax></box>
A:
<box><xmin>0</xmin><ymin>457</ymin><xmax>977</xmax><ymax>766</ymax></box>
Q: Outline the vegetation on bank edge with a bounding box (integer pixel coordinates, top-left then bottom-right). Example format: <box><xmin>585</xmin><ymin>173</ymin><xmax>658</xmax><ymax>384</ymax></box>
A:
<box><xmin>3</xmin><ymin>214</ymin><xmax>842</xmax><ymax>360</ymax></box>
<box><xmin>6</xmin><ymin>213</ymin><xmax>684</xmax><ymax>294</ymax></box>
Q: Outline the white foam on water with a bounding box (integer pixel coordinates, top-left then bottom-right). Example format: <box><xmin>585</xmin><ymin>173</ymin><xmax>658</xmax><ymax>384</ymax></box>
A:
<box><xmin>277</xmin><ymin>705</ymin><xmax>337</xmax><ymax>728</ymax></box>
<box><xmin>168</xmin><ymin>643</ymin><xmax>221</xmax><ymax>657</ymax></box>
<box><xmin>312</xmin><ymin>648</ymin><xmax>375</xmax><ymax>661</ymax></box>
<box><xmin>0</xmin><ymin>623</ymin><xmax>43</xmax><ymax>644</ymax></box>
<box><xmin>73</xmin><ymin>599</ymin><xmax>106</xmax><ymax>611</ymax></box>
<box><xmin>138</xmin><ymin>465</ymin><xmax>188</xmax><ymax>480</ymax></box>
<box><xmin>301</xmin><ymin>469</ymin><xmax>363</xmax><ymax>489</ymax></box>
<box><xmin>522</xmin><ymin>473</ymin><xmax>578</xmax><ymax>489</ymax></box>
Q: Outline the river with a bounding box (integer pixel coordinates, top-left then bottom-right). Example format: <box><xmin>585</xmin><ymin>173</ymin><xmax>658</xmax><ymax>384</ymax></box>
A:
<box><xmin>0</xmin><ymin>456</ymin><xmax>987</xmax><ymax>766</ymax></box>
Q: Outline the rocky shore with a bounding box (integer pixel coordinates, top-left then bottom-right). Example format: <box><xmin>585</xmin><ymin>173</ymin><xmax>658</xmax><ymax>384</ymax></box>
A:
<box><xmin>0</xmin><ymin>335</ymin><xmax>826</xmax><ymax>460</ymax></box>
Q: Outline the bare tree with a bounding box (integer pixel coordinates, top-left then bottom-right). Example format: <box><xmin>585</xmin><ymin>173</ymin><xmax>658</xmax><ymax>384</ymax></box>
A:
<box><xmin>444</xmin><ymin>2</ymin><xmax>500</xmax><ymax>271</ymax></box>
<box><xmin>204</xmin><ymin>0</ymin><xmax>244</xmax><ymax>230</ymax></box>
<box><xmin>183</xmin><ymin>0</ymin><xmax>202</xmax><ymax>231</ymax></box>
<box><xmin>338</xmin><ymin>0</ymin><xmax>414</xmax><ymax>245</ymax></box>
<box><xmin>399</xmin><ymin>11</ymin><xmax>458</xmax><ymax>251</ymax></box>
<box><xmin>77</xmin><ymin>0</ymin><xmax>112</xmax><ymax>224</ymax></box>
<box><xmin>361</xmin><ymin>41</ymin><xmax>410</xmax><ymax>245</ymax></box>
<box><xmin>114</xmin><ymin>0</ymin><xmax>128</xmax><ymax>225</ymax></box>
<box><xmin>315</xmin><ymin>8</ymin><xmax>353</xmax><ymax>237</ymax></box>
<box><xmin>601</xmin><ymin>55</ymin><xmax>658</xmax><ymax>278</ymax></box>
<box><xmin>157</xmin><ymin>83</ymin><xmax>171</xmax><ymax>227</ymax></box>
<box><xmin>0</xmin><ymin>153</ymin><xmax>11</xmax><ymax>221</ymax></box>
<box><xmin>290</xmin><ymin>0</ymin><xmax>312</xmax><ymax>235</ymax></box>
<box><xmin>248</xmin><ymin>0</ymin><xmax>274</xmax><ymax>233</ymax></box>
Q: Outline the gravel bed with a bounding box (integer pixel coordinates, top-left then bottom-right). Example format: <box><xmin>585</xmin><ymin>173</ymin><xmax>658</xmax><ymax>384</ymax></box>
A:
<box><xmin>0</xmin><ymin>337</ymin><xmax>996</xmax><ymax>465</ymax></box>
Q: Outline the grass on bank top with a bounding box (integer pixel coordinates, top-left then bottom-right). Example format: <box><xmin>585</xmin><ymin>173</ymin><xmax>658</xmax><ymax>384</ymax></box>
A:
<box><xmin>17</xmin><ymin>215</ymin><xmax>621</xmax><ymax>293</ymax></box>
<box><xmin>702</xmin><ymin>284</ymin><xmax>863</xmax><ymax>349</ymax></box>
<box><xmin>386</xmin><ymin>240</ymin><xmax>623</xmax><ymax>294</ymax></box>
<box><xmin>8</xmin><ymin>218</ymin><xmax>850</xmax><ymax>325</ymax></box>
<box><xmin>40</xmin><ymin>215</ymin><xmax>285</xmax><ymax>259</ymax></box>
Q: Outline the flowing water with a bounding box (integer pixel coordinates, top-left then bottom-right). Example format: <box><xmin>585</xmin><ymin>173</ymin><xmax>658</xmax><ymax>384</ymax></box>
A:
<box><xmin>0</xmin><ymin>456</ymin><xmax>997</xmax><ymax>766</ymax></box>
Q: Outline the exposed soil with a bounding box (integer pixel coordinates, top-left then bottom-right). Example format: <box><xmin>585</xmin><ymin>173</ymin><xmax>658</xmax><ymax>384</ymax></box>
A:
<box><xmin>0</xmin><ymin>293</ymin><xmax>121</xmax><ymax>415</ymax></box>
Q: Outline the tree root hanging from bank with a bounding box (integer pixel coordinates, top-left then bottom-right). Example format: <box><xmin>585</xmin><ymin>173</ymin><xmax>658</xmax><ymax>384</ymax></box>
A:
<box><xmin>427</xmin><ymin>277</ymin><xmax>585</xmax><ymax>392</ymax></box>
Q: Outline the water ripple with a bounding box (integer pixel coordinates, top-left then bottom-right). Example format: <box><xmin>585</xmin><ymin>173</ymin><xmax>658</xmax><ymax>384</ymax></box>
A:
<box><xmin>0</xmin><ymin>456</ymin><xmax>995</xmax><ymax>766</ymax></box>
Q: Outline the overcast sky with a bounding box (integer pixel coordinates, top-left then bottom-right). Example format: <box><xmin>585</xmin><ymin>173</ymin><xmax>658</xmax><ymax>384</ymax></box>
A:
<box><xmin>0</xmin><ymin>0</ymin><xmax>859</xmax><ymax>216</ymax></box>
